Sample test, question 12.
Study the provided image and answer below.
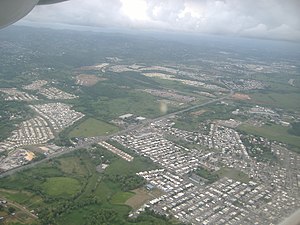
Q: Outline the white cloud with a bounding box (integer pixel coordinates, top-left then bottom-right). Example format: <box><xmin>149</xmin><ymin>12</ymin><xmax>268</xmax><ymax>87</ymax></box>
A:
<box><xmin>23</xmin><ymin>0</ymin><xmax>300</xmax><ymax>41</ymax></box>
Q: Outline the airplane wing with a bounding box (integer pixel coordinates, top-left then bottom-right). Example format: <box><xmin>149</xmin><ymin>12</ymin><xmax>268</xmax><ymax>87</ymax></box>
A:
<box><xmin>0</xmin><ymin>0</ymin><xmax>68</xmax><ymax>29</ymax></box>
<box><xmin>38</xmin><ymin>0</ymin><xmax>68</xmax><ymax>5</ymax></box>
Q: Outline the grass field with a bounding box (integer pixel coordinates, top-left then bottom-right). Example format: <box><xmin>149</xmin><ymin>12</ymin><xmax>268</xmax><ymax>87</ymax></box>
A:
<box><xmin>239</xmin><ymin>124</ymin><xmax>300</xmax><ymax>151</ymax></box>
<box><xmin>41</xmin><ymin>177</ymin><xmax>81</xmax><ymax>197</ymax></box>
<box><xmin>216</xmin><ymin>167</ymin><xmax>250</xmax><ymax>183</ymax></box>
<box><xmin>95</xmin><ymin>92</ymin><xmax>175</xmax><ymax>119</ymax></box>
<box><xmin>68</xmin><ymin>118</ymin><xmax>119</xmax><ymax>137</ymax></box>
<box><xmin>250</xmin><ymin>92</ymin><xmax>300</xmax><ymax>111</ymax></box>
<box><xmin>111</xmin><ymin>192</ymin><xmax>135</xmax><ymax>204</ymax></box>
<box><xmin>0</xmin><ymin>148</ymin><xmax>173</xmax><ymax>225</ymax></box>
<box><xmin>58</xmin><ymin>157</ymin><xmax>87</xmax><ymax>176</ymax></box>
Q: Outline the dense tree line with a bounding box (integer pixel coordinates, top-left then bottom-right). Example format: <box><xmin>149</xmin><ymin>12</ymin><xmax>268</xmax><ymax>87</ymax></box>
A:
<box><xmin>104</xmin><ymin>174</ymin><xmax>145</xmax><ymax>192</ymax></box>
<box><xmin>191</xmin><ymin>167</ymin><xmax>219</xmax><ymax>184</ymax></box>
<box><xmin>288</xmin><ymin>122</ymin><xmax>300</xmax><ymax>136</ymax></box>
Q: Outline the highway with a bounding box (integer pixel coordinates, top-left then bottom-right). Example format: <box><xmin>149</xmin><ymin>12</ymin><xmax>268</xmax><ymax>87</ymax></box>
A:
<box><xmin>0</xmin><ymin>90</ymin><xmax>233</xmax><ymax>178</ymax></box>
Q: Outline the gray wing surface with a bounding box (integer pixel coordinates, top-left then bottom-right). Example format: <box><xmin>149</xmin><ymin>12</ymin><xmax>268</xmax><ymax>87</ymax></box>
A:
<box><xmin>38</xmin><ymin>0</ymin><xmax>68</xmax><ymax>5</ymax></box>
<box><xmin>0</xmin><ymin>0</ymin><xmax>68</xmax><ymax>29</ymax></box>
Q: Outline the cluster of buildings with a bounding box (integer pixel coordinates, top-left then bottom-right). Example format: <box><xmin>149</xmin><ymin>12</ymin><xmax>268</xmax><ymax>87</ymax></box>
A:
<box><xmin>208</xmin><ymin>124</ymin><xmax>249</xmax><ymax>158</ymax></box>
<box><xmin>98</xmin><ymin>141</ymin><xmax>133</xmax><ymax>162</ymax></box>
<box><xmin>23</xmin><ymin>80</ymin><xmax>48</xmax><ymax>90</ymax></box>
<box><xmin>0</xmin><ymin>141</ymin><xmax>15</xmax><ymax>154</ymax></box>
<box><xmin>139</xmin><ymin>66</ymin><xmax>178</xmax><ymax>74</ymax></box>
<box><xmin>108</xmin><ymin>64</ymin><xmax>177</xmax><ymax>74</ymax></box>
<box><xmin>110</xmin><ymin>117</ymin><xmax>299</xmax><ymax>224</ymax></box>
<box><xmin>7</xmin><ymin>116</ymin><xmax>54</xmax><ymax>147</ymax></box>
<box><xmin>148</xmin><ymin>177</ymin><xmax>274</xmax><ymax>225</ymax></box>
<box><xmin>38</xmin><ymin>87</ymin><xmax>78</xmax><ymax>100</ymax></box>
<box><xmin>233</xmin><ymin>106</ymin><xmax>292</xmax><ymax>128</ymax></box>
<box><xmin>30</xmin><ymin>103</ymin><xmax>84</xmax><ymax>132</ymax></box>
<box><xmin>23</xmin><ymin>80</ymin><xmax>77</xmax><ymax>100</ymax></box>
<box><xmin>222</xmin><ymin>79</ymin><xmax>265</xmax><ymax>90</ymax></box>
<box><xmin>105</xmin><ymin>62</ymin><xmax>228</xmax><ymax>93</ymax></box>
<box><xmin>179</xmin><ymin>79</ymin><xmax>227</xmax><ymax>92</ymax></box>
<box><xmin>0</xmin><ymin>102</ymin><xmax>84</xmax><ymax>172</ymax></box>
<box><xmin>142</xmin><ymin>89</ymin><xmax>196</xmax><ymax>103</ymax></box>
<box><xmin>0</xmin><ymin>88</ymin><xmax>38</xmax><ymax>101</ymax></box>
<box><xmin>112</xmin><ymin>114</ymin><xmax>146</xmax><ymax>127</ymax></box>
<box><xmin>248</xmin><ymin>106</ymin><xmax>278</xmax><ymax>117</ymax></box>
<box><xmin>0</xmin><ymin>149</ymin><xmax>35</xmax><ymax>171</ymax></box>
<box><xmin>112</xmin><ymin>132</ymin><xmax>200</xmax><ymax>176</ymax></box>
<box><xmin>135</xmin><ymin>165</ymin><xmax>284</xmax><ymax>225</ymax></box>
<box><xmin>0</xmin><ymin>81</ymin><xmax>78</xmax><ymax>102</ymax></box>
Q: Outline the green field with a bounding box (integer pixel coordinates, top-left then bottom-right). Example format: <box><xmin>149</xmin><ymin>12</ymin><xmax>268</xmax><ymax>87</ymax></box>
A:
<box><xmin>93</xmin><ymin>91</ymin><xmax>179</xmax><ymax>119</ymax></box>
<box><xmin>239</xmin><ymin>124</ymin><xmax>300</xmax><ymax>151</ymax></box>
<box><xmin>250</xmin><ymin>92</ymin><xmax>300</xmax><ymax>111</ymax></box>
<box><xmin>111</xmin><ymin>192</ymin><xmax>135</xmax><ymax>204</ymax></box>
<box><xmin>0</xmin><ymin>147</ymin><xmax>175</xmax><ymax>225</ymax></box>
<box><xmin>41</xmin><ymin>177</ymin><xmax>81</xmax><ymax>197</ymax></box>
<box><xmin>68</xmin><ymin>118</ymin><xmax>119</xmax><ymax>137</ymax></box>
<box><xmin>216</xmin><ymin>167</ymin><xmax>250</xmax><ymax>183</ymax></box>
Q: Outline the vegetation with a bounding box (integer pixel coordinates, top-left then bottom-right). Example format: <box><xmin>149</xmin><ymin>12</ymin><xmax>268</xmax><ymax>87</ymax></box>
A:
<box><xmin>0</xmin><ymin>147</ymin><xmax>174</xmax><ymax>225</ymax></box>
<box><xmin>250</xmin><ymin>91</ymin><xmax>300</xmax><ymax>111</ymax></box>
<box><xmin>41</xmin><ymin>177</ymin><xmax>81</xmax><ymax>197</ymax></box>
<box><xmin>288</xmin><ymin>122</ymin><xmax>300</xmax><ymax>136</ymax></box>
<box><xmin>238</xmin><ymin>124</ymin><xmax>300</xmax><ymax>152</ymax></box>
<box><xmin>174</xmin><ymin>103</ymin><xmax>240</xmax><ymax>131</ymax></box>
<box><xmin>0</xmin><ymin>100</ymin><xmax>33</xmax><ymax>141</ymax></box>
<box><xmin>241</xmin><ymin>135</ymin><xmax>277</xmax><ymax>163</ymax></box>
<box><xmin>111</xmin><ymin>192</ymin><xmax>135</xmax><ymax>205</ymax></box>
<box><xmin>216</xmin><ymin>167</ymin><xmax>250</xmax><ymax>183</ymax></box>
<box><xmin>68</xmin><ymin>118</ymin><xmax>119</xmax><ymax>137</ymax></box>
<box><xmin>192</xmin><ymin>167</ymin><xmax>219</xmax><ymax>183</ymax></box>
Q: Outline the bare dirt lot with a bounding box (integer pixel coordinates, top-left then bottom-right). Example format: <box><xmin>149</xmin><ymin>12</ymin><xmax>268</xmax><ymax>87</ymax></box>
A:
<box><xmin>75</xmin><ymin>74</ymin><xmax>106</xmax><ymax>86</ymax></box>
<box><xmin>125</xmin><ymin>188</ymin><xmax>164</xmax><ymax>210</ymax></box>
<box><xmin>231</xmin><ymin>93</ymin><xmax>251</xmax><ymax>100</ymax></box>
<box><xmin>191</xmin><ymin>109</ymin><xmax>207</xmax><ymax>116</ymax></box>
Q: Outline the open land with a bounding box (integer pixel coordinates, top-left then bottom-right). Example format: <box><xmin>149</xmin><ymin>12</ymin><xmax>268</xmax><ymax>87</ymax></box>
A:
<box><xmin>0</xmin><ymin>26</ymin><xmax>299</xmax><ymax>225</ymax></box>
<box><xmin>68</xmin><ymin>118</ymin><xmax>119</xmax><ymax>137</ymax></box>
<box><xmin>75</xmin><ymin>74</ymin><xmax>106</xmax><ymax>86</ymax></box>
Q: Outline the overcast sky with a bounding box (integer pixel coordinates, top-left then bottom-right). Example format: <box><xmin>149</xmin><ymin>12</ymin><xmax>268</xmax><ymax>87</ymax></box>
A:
<box><xmin>23</xmin><ymin>0</ymin><xmax>300</xmax><ymax>42</ymax></box>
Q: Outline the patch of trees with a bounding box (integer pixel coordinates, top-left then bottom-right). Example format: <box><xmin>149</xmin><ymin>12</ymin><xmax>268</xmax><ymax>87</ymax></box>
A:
<box><xmin>83</xmin><ymin>208</ymin><xmax>119</xmax><ymax>225</ymax></box>
<box><xmin>40</xmin><ymin>197</ymin><xmax>100</xmax><ymax>225</ymax></box>
<box><xmin>54</xmin><ymin>133</ymin><xmax>73</xmax><ymax>147</ymax></box>
<box><xmin>288</xmin><ymin>122</ymin><xmax>300</xmax><ymax>136</ymax></box>
<box><xmin>0</xmin><ymin>100</ymin><xmax>31</xmax><ymax>141</ymax></box>
<box><xmin>191</xmin><ymin>167</ymin><xmax>219</xmax><ymax>184</ymax></box>
<box><xmin>104</xmin><ymin>174</ymin><xmax>145</xmax><ymax>192</ymax></box>
<box><xmin>240</xmin><ymin>135</ymin><xmax>277</xmax><ymax>163</ymax></box>
<box><xmin>131</xmin><ymin>208</ymin><xmax>185</xmax><ymax>225</ymax></box>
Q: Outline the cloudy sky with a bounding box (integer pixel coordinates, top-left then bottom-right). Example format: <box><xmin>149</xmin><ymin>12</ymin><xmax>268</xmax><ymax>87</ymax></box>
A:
<box><xmin>24</xmin><ymin>0</ymin><xmax>300</xmax><ymax>41</ymax></box>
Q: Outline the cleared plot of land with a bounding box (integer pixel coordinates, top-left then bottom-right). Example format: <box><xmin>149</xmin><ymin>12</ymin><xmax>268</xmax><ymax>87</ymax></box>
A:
<box><xmin>231</xmin><ymin>93</ymin><xmax>251</xmax><ymax>100</ymax></box>
<box><xmin>75</xmin><ymin>74</ymin><xmax>106</xmax><ymax>86</ymax></box>
<box><xmin>191</xmin><ymin>109</ymin><xmax>207</xmax><ymax>116</ymax></box>
<box><xmin>239</xmin><ymin>124</ymin><xmax>300</xmax><ymax>151</ymax></box>
<box><xmin>216</xmin><ymin>167</ymin><xmax>250</xmax><ymax>183</ymax></box>
<box><xmin>41</xmin><ymin>177</ymin><xmax>81</xmax><ymax>196</ymax></box>
<box><xmin>68</xmin><ymin>118</ymin><xmax>119</xmax><ymax>137</ymax></box>
<box><xmin>125</xmin><ymin>188</ymin><xmax>164</xmax><ymax>210</ymax></box>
